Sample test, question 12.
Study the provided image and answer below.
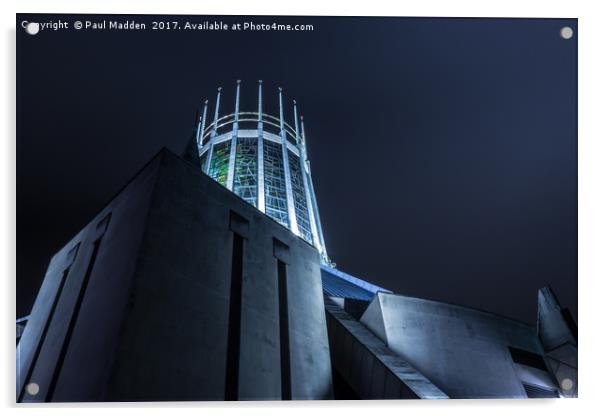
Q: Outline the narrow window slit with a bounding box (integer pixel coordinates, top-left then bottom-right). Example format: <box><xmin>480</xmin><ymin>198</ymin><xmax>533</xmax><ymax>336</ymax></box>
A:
<box><xmin>224</xmin><ymin>233</ymin><xmax>244</xmax><ymax>400</ymax></box>
<box><xmin>19</xmin><ymin>257</ymin><xmax>75</xmax><ymax>402</ymax></box>
<box><xmin>278</xmin><ymin>260</ymin><xmax>291</xmax><ymax>400</ymax></box>
<box><xmin>46</xmin><ymin>238</ymin><xmax>102</xmax><ymax>402</ymax></box>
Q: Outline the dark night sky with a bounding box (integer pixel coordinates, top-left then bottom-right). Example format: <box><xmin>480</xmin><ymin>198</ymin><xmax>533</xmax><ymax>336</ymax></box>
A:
<box><xmin>16</xmin><ymin>14</ymin><xmax>577</xmax><ymax>324</ymax></box>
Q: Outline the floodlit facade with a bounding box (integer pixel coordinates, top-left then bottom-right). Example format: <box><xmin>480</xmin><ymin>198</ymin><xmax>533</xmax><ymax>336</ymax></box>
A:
<box><xmin>17</xmin><ymin>80</ymin><xmax>578</xmax><ymax>401</ymax></box>
<box><xmin>194</xmin><ymin>81</ymin><xmax>329</xmax><ymax>264</ymax></box>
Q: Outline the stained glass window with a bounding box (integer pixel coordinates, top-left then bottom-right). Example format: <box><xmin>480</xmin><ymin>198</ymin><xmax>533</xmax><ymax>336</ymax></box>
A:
<box><xmin>288</xmin><ymin>151</ymin><xmax>313</xmax><ymax>243</ymax></box>
<box><xmin>263</xmin><ymin>140</ymin><xmax>289</xmax><ymax>227</ymax></box>
<box><xmin>208</xmin><ymin>141</ymin><xmax>230</xmax><ymax>186</ymax></box>
<box><xmin>233</xmin><ymin>137</ymin><xmax>258</xmax><ymax>207</ymax></box>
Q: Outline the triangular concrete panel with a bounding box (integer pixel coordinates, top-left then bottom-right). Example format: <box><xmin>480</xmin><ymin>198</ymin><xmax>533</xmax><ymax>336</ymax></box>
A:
<box><xmin>360</xmin><ymin>292</ymin><xmax>388</xmax><ymax>345</ymax></box>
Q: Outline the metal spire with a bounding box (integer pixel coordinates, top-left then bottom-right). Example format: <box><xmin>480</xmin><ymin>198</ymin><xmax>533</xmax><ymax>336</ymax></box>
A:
<box><xmin>258</xmin><ymin>80</ymin><xmax>263</xmax><ymax>128</ymax></box>
<box><xmin>278</xmin><ymin>87</ymin><xmax>285</xmax><ymax>132</ymax></box>
<box><xmin>196</xmin><ymin>99</ymin><xmax>208</xmax><ymax>146</ymax></box>
<box><xmin>233</xmin><ymin>80</ymin><xmax>241</xmax><ymax>131</ymax></box>
<box><xmin>300</xmin><ymin>115</ymin><xmax>307</xmax><ymax>145</ymax></box>
<box><xmin>211</xmin><ymin>87</ymin><xmax>222</xmax><ymax>139</ymax></box>
<box><xmin>278</xmin><ymin>86</ymin><xmax>300</xmax><ymax>236</ymax></box>
<box><xmin>293</xmin><ymin>99</ymin><xmax>301</xmax><ymax>145</ymax></box>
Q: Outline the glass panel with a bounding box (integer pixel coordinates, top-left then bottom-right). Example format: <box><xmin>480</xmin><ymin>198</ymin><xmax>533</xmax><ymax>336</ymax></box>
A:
<box><xmin>263</xmin><ymin>140</ymin><xmax>289</xmax><ymax>227</ymax></box>
<box><xmin>208</xmin><ymin>141</ymin><xmax>230</xmax><ymax>186</ymax></box>
<box><xmin>233</xmin><ymin>137</ymin><xmax>258</xmax><ymax>207</ymax></box>
<box><xmin>288</xmin><ymin>151</ymin><xmax>313</xmax><ymax>243</ymax></box>
<box><xmin>199</xmin><ymin>151</ymin><xmax>208</xmax><ymax>173</ymax></box>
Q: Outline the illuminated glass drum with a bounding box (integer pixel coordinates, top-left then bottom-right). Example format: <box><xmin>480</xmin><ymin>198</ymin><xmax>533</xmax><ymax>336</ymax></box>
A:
<box><xmin>195</xmin><ymin>80</ymin><xmax>330</xmax><ymax>264</ymax></box>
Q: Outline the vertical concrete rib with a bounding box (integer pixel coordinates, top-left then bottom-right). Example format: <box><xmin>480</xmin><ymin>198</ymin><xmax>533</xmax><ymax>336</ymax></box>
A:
<box><xmin>297</xmin><ymin>115</ymin><xmax>321</xmax><ymax>253</ymax></box>
<box><xmin>301</xmin><ymin>117</ymin><xmax>327</xmax><ymax>260</ymax></box>
<box><xmin>278</xmin><ymin>87</ymin><xmax>299</xmax><ymax>236</ymax></box>
<box><xmin>205</xmin><ymin>87</ymin><xmax>222</xmax><ymax>174</ymax></box>
<box><xmin>211</xmin><ymin>87</ymin><xmax>222</xmax><ymax>140</ymax></box>
<box><xmin>257</xmin><ymin>80</ymin><xmax>266</xmax><ymax>213</ymax></box>
<box><xmin>197</xmin><ymin>100</ymin><xmax>209</xmax><ymax>171</ymax></box>
<box><xmin>226</xmin><ymin>80</ymin><xmax>241</xmax><ymax>190</ymax></box>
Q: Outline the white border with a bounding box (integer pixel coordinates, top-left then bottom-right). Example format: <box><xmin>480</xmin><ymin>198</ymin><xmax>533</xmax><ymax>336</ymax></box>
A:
<box><xmin>3</xmin><ymin>1</ymin><xmax>600</xmax><ymax>415</ymax></box>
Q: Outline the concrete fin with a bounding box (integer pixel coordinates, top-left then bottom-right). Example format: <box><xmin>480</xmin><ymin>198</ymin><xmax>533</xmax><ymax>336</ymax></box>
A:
<box><xmin>537</xmin><ymin>286</ymin><xmax>577</xmax><ymax>351</ymax></box>
<box><xmin>359</xmin><ymin>292</ymin><xmax>388</xmax><ymax>346</ymax></box>
<box><xmin>537</xmin><ymin>286</ymin><xmax>578</xmax><ymax>397</ymax></box>
<box><xmin>324</xmin><ymin>297</ymin><xmax>448</xmax><ymax>399</ymax></box>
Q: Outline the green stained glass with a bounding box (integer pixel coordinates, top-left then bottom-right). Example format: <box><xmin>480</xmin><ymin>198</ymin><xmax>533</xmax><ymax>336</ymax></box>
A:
<box><xmin>264</xmin><ymin>140</ymin><xmax>289</xmax><ymax>227</ymax></box>
<box><xmin>208</xmin><ymin>141</ymin><xmax>231</xmax><ymax>186</ymax></box>
<box><xmin>233</xmin><ymin>137</ymin><xmax>258</xmax><ymax>207</ymax></box>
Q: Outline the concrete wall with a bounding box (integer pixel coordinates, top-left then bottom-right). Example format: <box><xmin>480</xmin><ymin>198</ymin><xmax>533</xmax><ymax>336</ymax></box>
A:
<box><xmin>17</xmin><ymin>155</ymin><xmax>161</xmax><ymax>403</ymax></box>
<box><xmin>17</xmin><ymin>149</ymin><xmax>332</xmax><ymax>402</ymax></box>
<box><xmin>360</xmin><ymin>292</ymin><xmax>558</xmax><ymax>399</ymax></box>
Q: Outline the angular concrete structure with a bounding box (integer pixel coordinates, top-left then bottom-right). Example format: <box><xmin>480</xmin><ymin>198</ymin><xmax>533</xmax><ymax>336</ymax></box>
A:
<box><xmin>360</xmin><ymin>292</ymin><xmax>560</xmax><ymax>398</ymax></box>
<box><xmin>537</xmin><ymin>287</ymin><xmax>578</xmax><ymax>397</ymax></box>
<box><xmin>325</xmin><ymin>297</ymin><xmax>448</xmax><ymax>399</ymax></box>
<box><xmin>17</xmin><ymin>149</ymin><xmax>333</xmax><ymax>402</ymax></box>
<box><xmin>320</xmin><ymin>266</ymin><xmax>577</xmax><ymax>399</ymax></box>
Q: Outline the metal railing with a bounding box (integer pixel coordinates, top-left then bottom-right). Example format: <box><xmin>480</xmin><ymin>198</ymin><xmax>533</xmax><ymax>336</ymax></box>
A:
<box><xmin>200</xmin><ymin>112</ymin><xmax>299</xmax><ymax>144</ymax></box>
